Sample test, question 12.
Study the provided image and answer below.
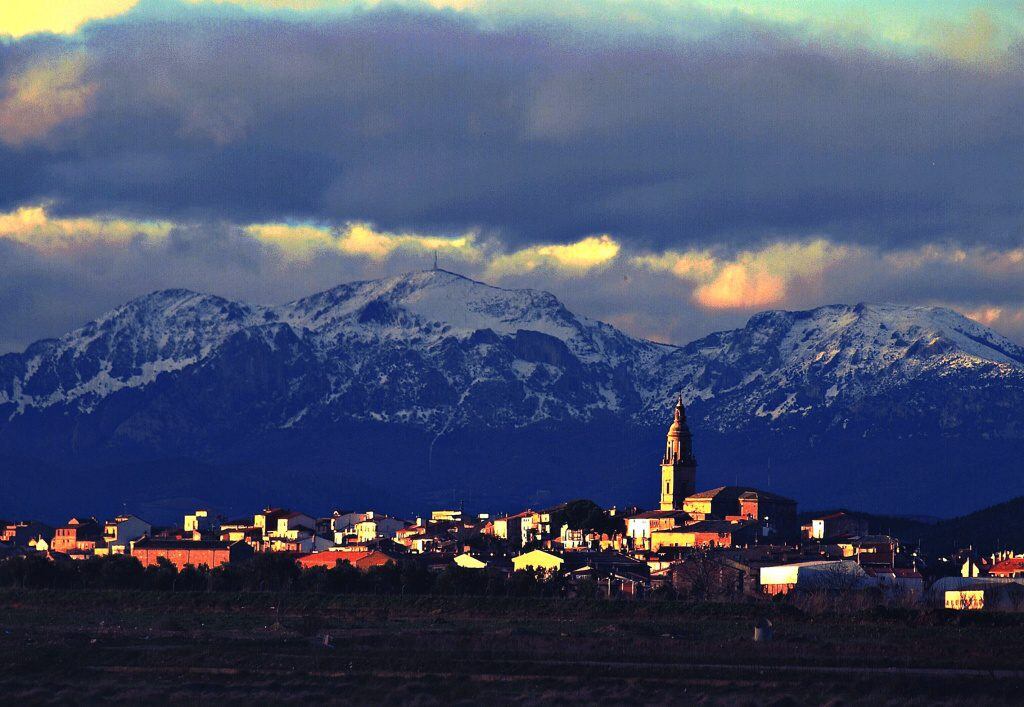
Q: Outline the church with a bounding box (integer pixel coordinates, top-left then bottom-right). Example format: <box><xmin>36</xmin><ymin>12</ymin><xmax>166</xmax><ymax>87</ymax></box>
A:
<box><xmin>626</xmin><ymin>397</ymin><xmax>798</xmax><ymax>550</ymax></box>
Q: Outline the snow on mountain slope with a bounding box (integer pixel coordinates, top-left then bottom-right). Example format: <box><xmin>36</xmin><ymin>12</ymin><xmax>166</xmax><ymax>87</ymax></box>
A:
<box><xmin>0</xmin><ymin>289</ymin><xmax>265</xmax><ymax>413</ymax></box>
<box><xmin>272</xmin><ymin>270</ymin><xmax>670</xmax><ymax>427</ymax></box>
<box><xmin>0</xmin><ymin>270</ymin><xmax>669</xmax><ymax>427</ymax></box>
<box><xmin>1</xmin><ymin>273</ymin><xmax>1022</xmax><ymax>437</ymax></box>
<box><xmin>278</xmin><ymin>269</ymin><xmax>667</xmax><ymax>368</ymax></box>
<box><xmin>646</xmin><ymin>302</ymin><xmax>1024</xmax><ymax>431</ymax></box>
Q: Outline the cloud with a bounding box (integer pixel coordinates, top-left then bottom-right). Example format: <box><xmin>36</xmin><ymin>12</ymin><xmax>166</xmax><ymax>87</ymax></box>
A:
<box><xmin>928</xmin><ymin>9</ymin><xmax>1004</xmax><ymax>64</ymax></box>
<box><xmin>963</xmin><ymin>305</ymin><xmax>1024</xmax><ymax>332</ymax></box>
<box><xmin>0</xmin><ymin>0</ymin><xmax>139</xmax><ymax>38</ymax></box>
<box><xmin>0</xmin><ymin>5</ymin><xmax>1021</xmax><ymax>352</ymax></box>
<box><xmin>0</xmin><ymin>9</ymin><xmax>1013</xmax><ymax>253</ymax></box>
<box><xmin>633</xmin><ymin>240</ymin><xmax>848</xmax><ymax>309</ymax></box>
<box><xmin>486</xmin><ymin>235</ymin><xmax>621</xmax><ymax>277</ymax></box>
<box><xmin>245</xmin><ymin>221</ymin><xmax>480</xmax><ymax>261</ymax></box>
<box><xmin>0</xmin><ymin>54</ymin><xmax>96</xmax><ymax>147</ymax></box>
<box><xmin>184</xmin><ymin>0</ymin><xmax>481</xmax><ymax>10</ymax></box>
<box><xmin>2</xmin><ymin>202</ymin><xmax>1024</xmax><ymax>354</ymax></box>
<box><xmin>0</xmin><ymin>204</ymin><xmax>172</xmax><ymax>251</ymax></box>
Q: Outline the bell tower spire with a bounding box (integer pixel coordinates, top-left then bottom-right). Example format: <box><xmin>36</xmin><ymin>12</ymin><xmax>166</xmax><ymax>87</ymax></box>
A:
<box><xmin>659</xmin><ymin>394</ymin><xmax>697</xmax><ymax>511</ymax></box>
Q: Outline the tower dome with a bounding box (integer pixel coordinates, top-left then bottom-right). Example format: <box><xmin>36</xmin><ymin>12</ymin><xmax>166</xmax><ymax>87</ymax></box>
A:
<box><xmin>663</xmin><ymin>395</ymin><xmax>695</xmax><ymax>465</ymax></box>
<box><xmin>659</xmin><ymin>394</ymin><xmax>697</xmax><ymax>511</ymax></box>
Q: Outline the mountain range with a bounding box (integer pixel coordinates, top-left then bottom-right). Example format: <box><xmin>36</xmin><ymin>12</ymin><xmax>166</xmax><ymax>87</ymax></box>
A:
<box><xmin>1</xmin><ymin>269</ymin><xmax>1022</xmax><ymax>522</ymax></box>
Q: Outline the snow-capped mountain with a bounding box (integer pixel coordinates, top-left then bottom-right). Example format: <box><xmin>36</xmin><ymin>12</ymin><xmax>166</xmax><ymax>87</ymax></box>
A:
<box><xmin>0</xmin><ymin>270</ymin><xmax>668</xmax><ymax>432</ymax></box>
<box><xmin>1</xmin><ymin>270</ymin><xmax>1022</xmax><ymax>518</ymax></box>
<box><xmin>651</xmin><ymin>302</ymin><xmax>1024</xmax><ymax>434</ymax></box>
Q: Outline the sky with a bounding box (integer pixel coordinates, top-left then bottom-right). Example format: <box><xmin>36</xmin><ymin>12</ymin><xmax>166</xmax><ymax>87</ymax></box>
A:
<box><xmin>0</xmin><ymin>1</ymin><xmax>1022</xmax><ymax>352</ymax></box>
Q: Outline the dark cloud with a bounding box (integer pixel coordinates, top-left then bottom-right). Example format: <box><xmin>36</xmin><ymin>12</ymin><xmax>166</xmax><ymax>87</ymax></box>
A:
<box><xmin>1</xmin><ymin>7</ymin><xmax>1023</xmax><ymax>354</ymax></box>
<box><xmin>0</xmin><ymin>9</ymin><xmax>1020</xmax><ymax>251</ymax></box>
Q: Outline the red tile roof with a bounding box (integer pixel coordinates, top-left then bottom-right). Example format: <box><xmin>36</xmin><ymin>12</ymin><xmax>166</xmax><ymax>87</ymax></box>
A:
<box><xmin>989</xmin><ymin>558</ymin><xmax>1024</xmax><ymax>577</ymax></box>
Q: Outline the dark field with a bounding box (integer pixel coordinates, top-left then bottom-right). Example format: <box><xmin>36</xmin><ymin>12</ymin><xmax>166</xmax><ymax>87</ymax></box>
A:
<box><xmin>2</xmin><ymin>591</ymin><xmax>1024</xmax><ymax>705</ymax></box>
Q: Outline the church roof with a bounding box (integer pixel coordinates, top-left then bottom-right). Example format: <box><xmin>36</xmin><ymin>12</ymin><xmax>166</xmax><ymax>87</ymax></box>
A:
<box><xmin>686</xmin><ymin>486</ymin><xmax>746</xmax><ymax>500</ymax></box>
<box><xmin>686</xmin><ymin>486</ymin><xmax>795</xmax><ymax>504</ymax></box>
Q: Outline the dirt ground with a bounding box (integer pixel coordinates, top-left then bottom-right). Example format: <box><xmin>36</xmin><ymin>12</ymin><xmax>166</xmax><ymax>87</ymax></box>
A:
<box><xmin>2</xmin><ymin>590</ymin><xmax>1023</xmax><ymax>704</ymax></box>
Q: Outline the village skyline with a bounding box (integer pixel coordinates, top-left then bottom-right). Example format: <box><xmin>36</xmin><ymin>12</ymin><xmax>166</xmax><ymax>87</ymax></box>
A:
<box><xmin>3</xmin><ymin>1</ymin><xmax>1024</xmax><ymax>701</ymax></box>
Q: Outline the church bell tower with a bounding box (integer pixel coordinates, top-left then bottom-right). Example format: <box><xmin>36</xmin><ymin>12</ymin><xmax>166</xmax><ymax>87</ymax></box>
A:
<box><xmin>660</xmin><ymin>395</ymin><xmax>697</xmax><ymax>511</ymax></box>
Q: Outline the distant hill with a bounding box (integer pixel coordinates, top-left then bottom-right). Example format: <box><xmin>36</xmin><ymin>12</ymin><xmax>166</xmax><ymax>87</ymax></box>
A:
<box><xmin>804</xmin><ymin>497</ymin><xmax>1024</xmax><ymax>555</ymax></box>
<box><xmin>923</xmin><ymin>496</ymin><xmax>1024</xmax><ymax>555</ymax></box>
<box><xmin>1</xmin><ymin>269</ymin><xmax>1023</xmax><ymax>519</ymax></box>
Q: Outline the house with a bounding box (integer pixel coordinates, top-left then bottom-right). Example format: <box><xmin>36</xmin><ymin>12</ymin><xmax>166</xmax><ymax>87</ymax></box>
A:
<box><xmin>395</xmin><ymin>524</ymin><xmax>428</xmax><ymax>549</ymax></box>
<box><xmin>837</xmin><ymin>535</ymin><xmax>898</xmax><ymax>568</ymax></box>
<box><xmin>961</xmin><ymin>556</ymin><xmax>992</xmax><ymax>577</ymax></box>
<box><xmin>803</xmin><ymin>511</ymin><xmax>870</xmax><ymax>540</ymax></box>
<box><xmin>353</xmin><ymin>512</ymin><xmax>408</xmax><ymax>543</ymax></box>
<box><xmin>329</xmin><ymin>510</ymin><xmax>369</xmax><ymax>537</ymax></box>
<box><xmin>989</xmin><ymin>557</ymin><xmax>1024</xmax><ymax>578</ymax></box>
<box><xmin>454</xmin><ymin>552</ymin><xmax>513</xmax><ymax>573</ymax></box>
<box><xmin>492</xmin><ymin>511</ymin><xmax>534</xmax><ymax>548</ymax></box>
<box><xmin>535</xmin><ymin>503</ymin><xmax>570</xmax><ymax>541</ymax></box>
<box><xmin>0</xmin><ymin>521</ymin><xmax>54</xmax><ymax>548</ymax></box>
<box><xmin>683</xmin><ymin>487</ymin><xmax>745</xmax><ymax>519</ymax></box>
<box><xmin>937</xmin><ymin>579</ymin><xmax>1024</xmax><ymax>611</ymax></box>
<box><xmin>454</xmin><ymin>552</ymin><xmax>488</xmax><ymax>569</ymax></box>
<box><xmin>511</xmin><ymin>549</ymin><xmax>648</xmax><ymax>579</ymax></box>
<box><xmin>219</xmin><ymin>521</ymin><xmax>263</xmax><ymax>548</ymax></box>
<box><xmin>735</xmin><ymin>490</ymin><xmax>798</xmax><ymax>536</ymax></box>
<box><xmin>519</xmin><ymin>512</ymin><xmax>540</xmax><ymax>546</ymax></box>
<box><xmin>560</xmin><ymin>525</ymin><xmax>602</xmax><ymax>550</ymax></box>
<box><xmin>512</xmin><ymin>549</ymin><xmax>565</xmax><ymax>573</ymax></box>
<box><xmin>297</xmin><ymin>549</ymin><xmax>397</xmax><ymax>571</ymax></box>
<box><xmin>565</xmin><ymin>551</ymin><xmax>649</xmax><ymax>580</ymax></box>
<box><xmin>650</xmin><ymin>520</ymin><xmax>758</xmax><ymax>551</ymax></box>
<box><xmin>51</xmin><ymin>517</ymin><xmax>102</xmax><ymax>555</ymax></box>
<box><xmin>682</xmin><ymin>487</ymin><xmax>797</xmax><ymax>536</ymax></box>
<box><xmin>268</xmin><ymin>532</ymin><xmax>334</xmax><ymax>554</ymax></box>
<box><xmin>102</xmin><ymin>515</ymin><xmax>152</xmax><ymax>554</ymax></box>
<box><xmin>625</xmin><ymin>510</ymin><xmax>689</xmax><ymax>548</ymax></box>
<box><xmin>256</xmin><ymin>509</ymin><xmax>317</xmax><ymax>537</ymax></box>
<box><xmin>184</xmin><ymin>510</ymin><xmax>217</xmax><ymax>535</ymax></box>
<box><xmin>132</xmin><ymin>538</ymin><xmax>254</xmax><ymax>570</ymax></box>
<box><xmin>864</xmin><ymin>567</ymin><xmax>925</xmax><ymax>598</ymax></box>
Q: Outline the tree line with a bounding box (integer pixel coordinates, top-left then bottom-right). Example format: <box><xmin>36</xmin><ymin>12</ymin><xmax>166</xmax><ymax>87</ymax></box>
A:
<box><xmin>0</xmin><ymin>554</ymin><xmax>594</xmax><ymax>597</ymax></box>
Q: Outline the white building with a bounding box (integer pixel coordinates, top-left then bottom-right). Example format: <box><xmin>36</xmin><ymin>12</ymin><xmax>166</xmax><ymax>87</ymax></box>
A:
<box><xmin>625</xmin><ymin>509</ymin><xmax>689</xmax><ymax>548</ymax></box>
<box><xmin>102</xmin><ymin>515</ymin><xmax>152</xmax><ymax>554</ymax></box>
<box><xmin>184</xmin><ymin>510</ymin><xmax>216</xmax><ymax>534</ymax></box>
<box><xmin>353</xmin><ymin>512</ymin><xmax>408</xmax><ymax>543</ymax></box>
<box><xmin>760</xmin><ymin>560</ymin><xmax>869</xmax><ymax>595</ymax></box>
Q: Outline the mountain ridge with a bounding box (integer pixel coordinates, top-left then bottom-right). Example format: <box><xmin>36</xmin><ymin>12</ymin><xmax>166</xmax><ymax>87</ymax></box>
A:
<box><xmin>1</xmin><ymin>269</ymin><xmax>1022</xmax><ymax>519</ymax></box>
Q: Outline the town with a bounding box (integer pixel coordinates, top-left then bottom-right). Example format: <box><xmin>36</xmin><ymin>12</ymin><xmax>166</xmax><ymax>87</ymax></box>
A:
<box><xmin>2</xmin><ymin>398</ymin><xmax>1021</xmax><ymax>612</ymax></box>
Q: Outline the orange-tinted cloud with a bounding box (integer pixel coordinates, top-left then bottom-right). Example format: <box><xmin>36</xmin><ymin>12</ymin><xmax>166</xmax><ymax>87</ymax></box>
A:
<box><xmin>0</xmin><ymin>204</ymin><xmax>172</xmax><ymax>252</ymax></box>
<box><xmin>245</xmin><ymin>221</ymin><xmax>479</xmax><ymax>261</ymax></box>
<box><xmin>486</xmin><ymin>235</ymin><xmax>621</xmax><ymax>277</ymax></box>
<box><xmin>633</xmin><ymin>240</ymin><xmax>847</xmax><ymax>310</ymax></box>
<box><xmin>0</xmin><ymin>54</ymin><xmax>96</xmax><ymax>147</ymax></box>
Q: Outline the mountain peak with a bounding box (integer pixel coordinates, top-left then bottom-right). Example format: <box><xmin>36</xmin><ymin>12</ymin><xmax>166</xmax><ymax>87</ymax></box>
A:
<box><xmin>3</xmin><ymin>273</ymin><xmax>1024</xmax><ymax>519</ymax></box>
